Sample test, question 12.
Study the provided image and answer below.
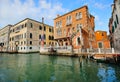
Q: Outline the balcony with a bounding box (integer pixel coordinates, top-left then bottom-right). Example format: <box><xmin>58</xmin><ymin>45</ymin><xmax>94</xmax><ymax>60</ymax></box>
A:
<box><xmin>66</xmin><ymin>22</ymin><xmax>72</xmax><ymax>26</ymax></box>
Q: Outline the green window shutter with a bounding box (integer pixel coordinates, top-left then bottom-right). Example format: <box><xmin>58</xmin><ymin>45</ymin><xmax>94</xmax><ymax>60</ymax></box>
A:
<box><xmin>112</xmin><ymin>26</ymin><xmax>114</xmax><ymax>33</ymax></box>
<box><xmin>116</xmin><ymin>15</ymin><xmax>119</xmax><ymax>24</ymax></box>
<box><xmin>114</xmin><ymin>21</ymin><xmax>117</xmax><ymax>28</ymax></box>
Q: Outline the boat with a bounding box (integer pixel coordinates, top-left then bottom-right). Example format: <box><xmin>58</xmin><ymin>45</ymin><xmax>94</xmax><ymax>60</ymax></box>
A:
<box><xmin>93</xmin><ymin>54</ymin><xmax>106</xmax><ymax>62</ymax></box>
<box><xmin>40</xmin><ymin>46</ymin><xmax>57</xmax><ymax>55</ymax></box>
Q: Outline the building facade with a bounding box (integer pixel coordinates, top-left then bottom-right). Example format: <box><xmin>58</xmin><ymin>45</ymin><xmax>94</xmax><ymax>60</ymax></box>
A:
<box><xmin>109</xmin><ymin>0</ymin><xmax>120</xmax><ymax>51</ymax></box>
<box><xmin>54</xmin><ymin>5</ymin><xmax>95</xmax><ymax>49</ymax></box>
<box><xmin>0</xmin><ymin>25</ymin><xmax>12</xmax><ymax>52</ymax></box>
<box><xmin>109</xmin><ymin>18</ymin><xmax>114</xmax><ymax>48</ymax></box>
<box><xmin>92</xmin><ymin>31</ymin><xmax>110</xmax><ymax>49</ymax></box>
<box><xmin>9</xmin><ymin>18</ymin><xmax>54</xmax><ymax>53</ymax></box>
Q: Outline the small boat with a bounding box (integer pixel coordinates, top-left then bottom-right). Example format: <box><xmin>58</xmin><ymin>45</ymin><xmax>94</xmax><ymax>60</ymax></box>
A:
<box><xmin>93</xmin><ymin>54</ymin><xmax>120</xmax><ymax>64</ymax></box>
<box><xmin>48</xmin><ymin>48</ymin><xmax>56</xmax><ymax>52</ymax></box>
<box><xmin>93</xmin><ymin>55</ymin><xmax>106</xmax><ymax>62</ymax></box>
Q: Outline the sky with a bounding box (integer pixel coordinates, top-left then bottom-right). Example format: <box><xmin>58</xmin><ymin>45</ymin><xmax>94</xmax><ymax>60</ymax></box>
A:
<box><xmin>0</xmin><ymin>0</ymin><xmax>113</xmax><ymax>34</ymax></box>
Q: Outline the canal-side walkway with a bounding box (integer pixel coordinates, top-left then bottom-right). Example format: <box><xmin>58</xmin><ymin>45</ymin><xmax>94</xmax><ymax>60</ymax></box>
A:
<box><xmin>39</xmin><ymin>46</ymin><xmax>120</xmax><ymax>64</ymax></box>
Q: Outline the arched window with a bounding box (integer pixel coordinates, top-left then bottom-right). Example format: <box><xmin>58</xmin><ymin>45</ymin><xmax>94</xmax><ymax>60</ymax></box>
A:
<box><xmin>44</xmin><ymin>26</ymin><xmax>46</xmax><ymax>31</ymax></box>
<box><xmin>77</xmin><ymin>37</ymin><xmax>81</xmax><ymax>45</ymax></box>
<box><xmin>65</xmin><ymin>42</ymin><xmax>68</xmax><ymax>46</ymax></box>
<box><xmin>30</xmin><ymin>41</ymin><xmax>32</xmax><ymax>45</ymax></box>
<box><xmin>39</xmin><ymin>25</ymin><xmax>42</xmax><ymax>30</ymax></box>
<box><xmin>39</xmin><ymin>35</ymin><xmax>41</xmax><ymax>39</ymax></box>
<box><xmin>49</xmin><ymin>36</ymin><xmax>51</xmax><ymax>40</ymax></box>
<box><xmin>30</xmin><ymin>33</ymin><xmax>32</xmax><ymax>38</ymax></box>
<box><xmin>30</xmin><ymin>23</ymin><xmax>33</xmax><ymax>28</ymax></box>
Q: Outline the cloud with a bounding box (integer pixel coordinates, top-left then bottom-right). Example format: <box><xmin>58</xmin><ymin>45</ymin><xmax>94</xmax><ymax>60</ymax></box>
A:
<box><xmin>94</xmin><ymin>3</ymin><xmax>109</xmax><ymax>9</ymax></box>
<box><xmin>0</xmin><ymin>0</ymin><xmax>68</xmax><ymax>28</ymax></box>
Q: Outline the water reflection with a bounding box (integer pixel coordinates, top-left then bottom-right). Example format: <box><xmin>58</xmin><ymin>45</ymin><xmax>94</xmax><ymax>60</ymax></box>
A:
<box><xmin>0</xmin><ymin>53</ymin><xmax>119</xmax><ymax>82</ymax></box>
<box><xmin>97</xmin><ymin>63</ymin><xmax>118</xmax><ymax>82</ymax></box>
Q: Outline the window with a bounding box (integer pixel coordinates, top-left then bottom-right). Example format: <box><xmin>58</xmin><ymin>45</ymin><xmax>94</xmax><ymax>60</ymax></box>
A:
<box><xmin>21</xmin><ymin>34</ymin><xmax>23</xmax><ymax>39</ymax></box>
<box><xmin>114</xmin><ymin>21</ymin><xmax>117</xmax><ymax>28</ymax></box>
<box><xmin>102</xmin><ymin>33</ymin><xmax>104</xmax><ymax>36</ymax></box>
<box><xmin>12</xmin><ymin>37</ymin><xmax>14</xmax><ymax>41</ymax></box>
<box><xmin>30</xmin><ymin>41</ymin><xmax>32</xmax><ymax>45</ymax></box>
<box><xmin>60</xmin><ymin>20</ymin><xmax>62</xmax><ymax>27</ymax></box>
<box><xmin>56</xmin><ymin>21</ymin><xmax>62</xmax><ymax>28</ymax></box>
<box><xmin>44</xmin><ymin>42</ymin><xmax>46</xmax><ymax>45</ymax></box>
<box><xmin>30</xmin><ymin>23</ymin><xmax>33</xmax><ymax>28</ymax></box>
<box><xmin>77</xmin><ymin>37</ymin><xmax>81</xmax><ymax>45</ymax></box>
<box><xmin>10</xmin><ymin>30</ymin><xmax>12</xmax><ymax>33</ymax></box>
<box><xmin>112</xmin><ymin>26</ymin><xmax>114</xmax><ymax>33</ymax></box>
<box><xmin>116</xmin><ymin>15</ymin><xmax>119</xmax><ymax>24</ymax></box>
<box><xmin>44</xmin><ymin>26</ymin><xmax>46</xmax><ymax>31</ymax></box>
<box><xmin>66</xmin><ymin>15</ymin><xmax>72</xmax><ymax>25</ymax></box>
<box><xmin>39</xmin><ymin>35</ymin><xmax>41</xmax><ymax>39</ymax></box>
<box><xmin>39</xmin><ymin>25</ymin><xmax>42</xmax><ymax>30</ymax></box>
<box><xmin>49</xmin><ymin>28</ymin><xmax>51</xmax><ymax>32</ymax></box>
<box><xmin>76</xmin><ymin>24</ymin><xmax>82</xmax><ymax>31</ymax></box>
<box><xmin>25</xmin><ymin>23</ymin><xmax>27</xmax><ymax>27</ymax></box>
<box><xmin>98</xmin><ymin>42</ymin><xmax>103</xmax><ymax>48</ymax></box>
<box><xmin>30</xmin><ymin>33</ymin><xmax>32</xmax><ymax>38</ymax></box>
<box><xmin>10</xmin><ymin>38</ymin><xmax>11</xmax><ymax>41</ymax></box>
<box><xmin>13</xmin><ymin>29</ymin><xmax>14</xmax><ymax>32</ymax></box>
<box><xmin>21</xmin><ymin>41</ymin><xmax>23</xmax><ymax>45</ymax></box>
<box><xmin>76</xmin><ymin>12</ymin><xmax>82</xmax><ymax>19</ymax></box>
<box><xmin>49</xmin><ymin>36</ymin><xmax>51</xmax><ymax>40</ymax></box>
<box><xmin>56</xmin><ymin>22</ymin><xmax>58</xmax><ymax>28</ymax></box>
<box><xmin>57</xmin><ymin>28</ymin><xmax>62</xmax><ymax>36</ymax></box>
<box><xmin>65</xmin><ymin>42</ymin><xmax>68</xmax><ymax>46</ymax></box>
<box><xmin>24</xmin><ymin>33</ymin><xmax>26</xmax><ymax>38</ymax></box>
<box><xmin>24</xmin><ymin>47</ymin><xmax>25</xmax><ymax>50</ymax></box>
<box><xmin>24</xmin><ymin>41</ymin><xmax>26</xmax><ymax>45</ymax></box>
<box><xmin>52</xmin><ymin>29</ymin><xmax>54</xmax><ymax>32</ymax></box>
<box><xmin>21</xmin><ymin>25</ymin><xmax>24</xmax><ymax>29</ymax></box>
<box><xmin>29</xmin><ymin>47</ymin><xmax>32</xmax><ymax>49</ymax></box>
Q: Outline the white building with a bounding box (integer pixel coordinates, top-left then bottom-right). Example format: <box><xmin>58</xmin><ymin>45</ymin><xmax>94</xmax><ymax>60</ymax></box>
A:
<box><xmin>0</xmin><ymin>25</ymin><xmax>12</xmax><ymax>52</ymax></box>
<box><xmin>110</xmin><ymin>0</ymin><xmax>120</xmax><ymax>51</ymax></box>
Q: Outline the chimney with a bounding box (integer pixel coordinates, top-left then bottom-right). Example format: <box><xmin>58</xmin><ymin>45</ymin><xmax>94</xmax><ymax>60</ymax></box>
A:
<box><xmin>42</xmin><ymin>17</ymin><xmax>44</xmax><ymax>23</ymax></box>
<box><xmin>57</xmin><ymin>14</ymin><xmax>60</xmax><ymax>17</ymax></box>
<box><xmin>111</xmin><ymin>4</ymin><xmax>114</xmax><ymax>12</ymax></box>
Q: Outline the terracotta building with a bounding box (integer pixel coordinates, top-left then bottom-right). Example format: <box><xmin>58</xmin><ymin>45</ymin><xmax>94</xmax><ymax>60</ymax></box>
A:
<box><xmin>92</xmin><ymin>31</ymin><xmax>110</xmax><ymax>49</ymax></box>
<box><xmin>9</xmin><ymin>18</ymin><xmax>54</xmax><ymax>53</ymax></box>
<box><xmin>54</xmin><ymin>5</ymin><xmax>95</xmax><ymax>49</ymax></box>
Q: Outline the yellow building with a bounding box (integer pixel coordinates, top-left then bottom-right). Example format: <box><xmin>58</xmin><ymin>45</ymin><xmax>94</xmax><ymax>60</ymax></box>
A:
<box><xmin>9</xmin><ymin>18</ymin><xmax>54</xmax><ymax>53</ymax></box>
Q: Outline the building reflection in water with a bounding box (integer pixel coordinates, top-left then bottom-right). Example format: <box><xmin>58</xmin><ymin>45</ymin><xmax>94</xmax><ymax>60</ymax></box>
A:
<box><xmin>97</xmin><ymin>63</ymin><xmax>118</xmax><ymax>82</ymax></box>
<box><xmin>0</xmin><ymin>53</ymin><xmax>119</xmax><ymax>82</ymax></box>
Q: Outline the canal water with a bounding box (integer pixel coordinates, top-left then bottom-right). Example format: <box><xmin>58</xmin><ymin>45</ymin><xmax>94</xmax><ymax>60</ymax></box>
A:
<box><xmin>0</xmin><ymin>53</ymin><xmax>120</xmax><ymax>82</ymax></box>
